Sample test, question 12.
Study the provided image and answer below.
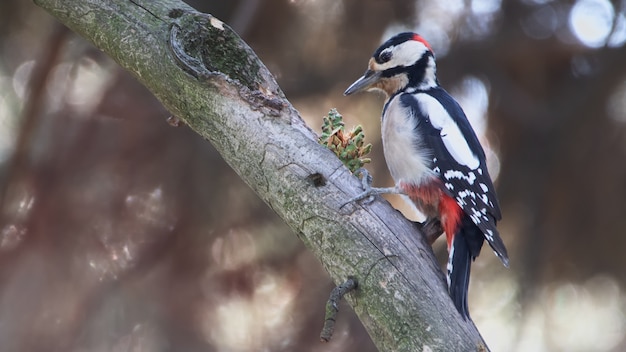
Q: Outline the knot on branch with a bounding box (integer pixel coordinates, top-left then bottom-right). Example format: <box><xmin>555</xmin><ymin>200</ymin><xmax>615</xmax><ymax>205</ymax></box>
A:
<box><xmin>167</xmin><ymin>10</ymin><xmax>262</xmax><ymax>91</ymax></box>
<box><xmin>167</xmin><ymin>9</ymin><xmax>287</xmax><ymax>115</ymax></box>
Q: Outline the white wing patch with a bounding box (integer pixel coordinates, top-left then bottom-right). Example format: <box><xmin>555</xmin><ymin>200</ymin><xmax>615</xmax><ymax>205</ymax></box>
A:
<box><xmin>415</xmin><ymin>94</ymin><xmax>480</xmax><ymax>169</ymax></box>
<box><xmin>444</xmin><ymin>170</ymin><xmax>476</xmax><ymax>185</ymax></box>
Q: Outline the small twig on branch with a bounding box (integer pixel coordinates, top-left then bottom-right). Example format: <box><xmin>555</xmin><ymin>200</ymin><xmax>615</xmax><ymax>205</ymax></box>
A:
<box><xmin>320</xmin><ymin>277</ymin><xmax>358</xmax><ymax>342</ymax></box>
<box><xmin>166</xmin><ymin>115</ymin><xmax>183</xmax><ymax>127</ymax></box>
<box><xmin>419</xmin><ymin>218</ymin><xmax>444</xmax><ymax>245</ymax></box>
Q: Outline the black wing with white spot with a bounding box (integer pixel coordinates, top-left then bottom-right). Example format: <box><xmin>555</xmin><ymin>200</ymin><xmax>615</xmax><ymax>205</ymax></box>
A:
<box><xmin>400</xmin><ymin>89</ymin><xmax>508</xmax><ymax>264</ymax></box>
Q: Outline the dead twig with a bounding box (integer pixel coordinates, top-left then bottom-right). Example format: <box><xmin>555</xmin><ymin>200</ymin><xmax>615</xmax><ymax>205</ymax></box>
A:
<box><xmin>320</xmin><ymin>277</ymin><xmax>358</xmax><ymax>342</ymax></box>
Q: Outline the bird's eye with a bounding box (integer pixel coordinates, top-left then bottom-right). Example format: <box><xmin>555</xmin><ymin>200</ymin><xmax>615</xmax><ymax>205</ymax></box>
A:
<box><xmin>379</xmin><ymin>50</ymin><xmax>392</xmax><ymax>63</ymax></box>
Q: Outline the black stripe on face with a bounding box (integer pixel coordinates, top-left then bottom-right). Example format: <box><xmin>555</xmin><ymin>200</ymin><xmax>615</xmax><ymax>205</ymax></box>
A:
<box><xmin>381</xmin><ymin>51</ymin><xmax>432</xmax><ymax>88</ymax></box>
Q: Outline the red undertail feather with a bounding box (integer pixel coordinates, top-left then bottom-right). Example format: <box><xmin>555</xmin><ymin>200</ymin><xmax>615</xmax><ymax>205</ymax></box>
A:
<box><xmin>399</xmin><ymin>181</ymin><xmax>462</xmax><ymax>247</ymax></box>
<box><xmin>400</xmin><ymin>181</ymin><xmax>441</xmax><ymax>207</ymax></box>
<box><xmin>439</xmin><ymin>194</ymin><xmax>463</xmax><ymax>249</ymax></box>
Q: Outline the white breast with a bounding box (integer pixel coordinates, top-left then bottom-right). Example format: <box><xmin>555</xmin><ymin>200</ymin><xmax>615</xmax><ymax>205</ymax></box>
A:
<box><xmin>381</xmin><ymin>95</ymin><xmax>436</xmax><ymax>186</ymax></box>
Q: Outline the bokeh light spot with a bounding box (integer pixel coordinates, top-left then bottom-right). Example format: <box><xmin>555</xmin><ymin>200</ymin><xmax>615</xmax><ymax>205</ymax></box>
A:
<box><xmin>522</xmin><ymin>5</ymin><xmax>559</xmax><ymax>40</ymax></box>
<box><xmin>12</xmin><ymin>60</ymin><xmax>35</xmax><ymax>100</ymax></box>
<box><xmin>607</xmin><ymin>79</ymin><xmax>626</xmax><ymax>123</ymax></box>
<box><xmin>471</xmin><ymin>0</ymin><xmax>502</xmax><ymax>15</ymax></box>
<box><xmin>568</xmin><ymin>0</ymin><xmax>615</xmax><ymax>48</ymax></box>
<box><xmin>608</xmin><ymin>13</ymin><xmax>626</xmax><ymax>47</ymax></box>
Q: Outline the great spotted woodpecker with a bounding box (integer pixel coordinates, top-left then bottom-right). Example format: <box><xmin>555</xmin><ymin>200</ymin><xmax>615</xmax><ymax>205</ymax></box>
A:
<box><xmin>344</xmin><ymin>32</ymin><xmax>509</xmax><ymax>319</ymax></box>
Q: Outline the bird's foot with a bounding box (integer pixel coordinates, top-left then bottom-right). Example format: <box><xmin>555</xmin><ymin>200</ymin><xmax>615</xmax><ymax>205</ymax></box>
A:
<box><xmin>341</xmin><ymin>168</ymin><xmax>404</xmax><ymax>208</ymax></box>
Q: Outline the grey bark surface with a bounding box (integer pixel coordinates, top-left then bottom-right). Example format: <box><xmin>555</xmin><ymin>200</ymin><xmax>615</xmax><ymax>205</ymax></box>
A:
<box><xmin>34</xmin><ymin>0</ymin><xmax>491</xmax><ymax>350</ymax></box>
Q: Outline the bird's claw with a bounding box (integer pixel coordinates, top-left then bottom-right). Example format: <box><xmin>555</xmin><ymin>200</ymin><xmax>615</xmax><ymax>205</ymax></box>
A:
<box><xmin>341</xmin><ymin>168</ymin><xmax>404</xmax><ymax>208</ymax></box>
<box><xmin>341</xmin><ymin>169</ymin><xmax>376</xmax><ymax>208</ymax></box>
<box><xmin>354</xmin><ymin>168</ymin><xmax>373</xmax><ymax>190</ymax></box>
<box><xmin>343</xmin><ymin>189</ymin><xmax>377</xmax><ymax>207</ymax></box>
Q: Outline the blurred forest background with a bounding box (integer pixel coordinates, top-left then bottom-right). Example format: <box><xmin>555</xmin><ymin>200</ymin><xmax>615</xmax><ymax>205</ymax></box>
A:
<box><xmin>1</xmin><ymin>0</ymin><xmax>625</xmax><ymax>351</ymax></box>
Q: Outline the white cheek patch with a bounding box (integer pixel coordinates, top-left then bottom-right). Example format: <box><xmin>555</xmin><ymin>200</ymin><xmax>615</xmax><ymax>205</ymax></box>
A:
<box><xmin>416</xmin><ymin>94</ymin><xmax>480</xmax><ymax>169</ymax></box>
<box><xmin>373</xmin><ymin>41</ymin><xmax>429</xmax><ymax>71</ymax></box>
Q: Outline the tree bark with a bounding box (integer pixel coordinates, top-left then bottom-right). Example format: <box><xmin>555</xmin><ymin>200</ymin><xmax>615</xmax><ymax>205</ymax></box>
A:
<box><xmin>33</xmin><ymin>0</ymin><xmax>490</xmax><ymax>350</ymax></box>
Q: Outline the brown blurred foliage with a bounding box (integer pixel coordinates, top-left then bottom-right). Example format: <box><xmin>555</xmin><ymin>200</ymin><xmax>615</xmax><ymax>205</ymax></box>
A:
<box><xmin>1</xmin><ymin>0</ymin><xmax>626</xmax><ymax>351</ymax></box>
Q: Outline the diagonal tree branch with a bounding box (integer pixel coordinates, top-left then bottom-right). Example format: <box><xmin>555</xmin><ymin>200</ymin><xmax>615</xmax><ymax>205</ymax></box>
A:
<box><xmin>34</xmin><ymin>0</ymin><xmax>490</xmax><ymax>350</ymax></box>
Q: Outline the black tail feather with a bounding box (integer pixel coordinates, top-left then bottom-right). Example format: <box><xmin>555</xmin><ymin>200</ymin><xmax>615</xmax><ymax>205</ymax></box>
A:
<box><xmin>448</xmin><ymin>232</ymin><xmax>472</xmax><ymax>319</ymax></box>
<box><xmin>447</xmin><ymin>215</ymin><xmax>484</xmax><ymax>320</ymax></box>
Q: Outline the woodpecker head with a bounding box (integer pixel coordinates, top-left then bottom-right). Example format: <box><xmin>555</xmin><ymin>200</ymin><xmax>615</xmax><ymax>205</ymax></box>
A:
<box><xmin>344</xmin><ymin>32</ymin><xmax>438</xmax><ymax>97</ymax></box>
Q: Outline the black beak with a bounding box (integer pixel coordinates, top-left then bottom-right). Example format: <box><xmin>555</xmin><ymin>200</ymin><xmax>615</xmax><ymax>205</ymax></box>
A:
<box><xmin>344</xmin><ymin>70</ymin><xmax>382</xmax><ymax>96</ymax></box>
